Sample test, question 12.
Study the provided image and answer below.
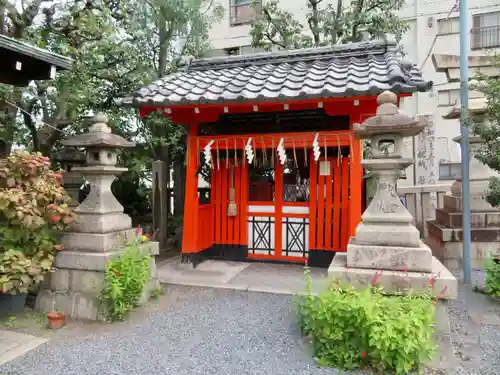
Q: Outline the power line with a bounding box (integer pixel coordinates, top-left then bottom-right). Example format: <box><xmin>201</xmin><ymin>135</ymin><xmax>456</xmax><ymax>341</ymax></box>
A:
<box><xmin>3</xmin><ymin>99</ymin><xmax>70</xmax><ymax>135</ymax></box>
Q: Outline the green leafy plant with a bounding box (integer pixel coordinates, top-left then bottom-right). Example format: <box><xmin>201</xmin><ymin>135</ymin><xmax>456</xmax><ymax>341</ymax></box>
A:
<box><xmin>0</xmin><ymin>151</ymin><xmax>75</xmax><ymax>295</ymax></box>
<box><xmin>98</xmin><ymin>240</ymin><xmax>151</xmax><ymax>322</ymax></box>
<box><xmin>150</xmin><ymin>284</ymin><xmax>164</xmax><ymax>299</ymax></box>
<box><xmin>485</xmin><ymin>257</ymin><xmax>500</xmax><ymax>297</ymax></box>
<box><xmin>296</xmin><ymin>269</ymin><xmax>437</xmax><ymax>374</ymax></box>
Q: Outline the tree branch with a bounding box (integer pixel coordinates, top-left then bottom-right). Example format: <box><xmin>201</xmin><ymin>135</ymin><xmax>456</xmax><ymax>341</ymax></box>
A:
<box><xmin>262</xmin><ymin>7</ymin><xmax>288</xmax><ymax>49</ymax></box>
<box><xmin>351</xmin><ymin>0</ymin><xmax>365</xmax><ymax>41</ymax></box>
<box><xmin>306</xmin><ymin>0</ymin><xmax>323</xmax><ymax>47</ymax></box>
<box><xmin>20</xmin><ymin>95</ymin><xmax>40</xmax><ymax>151</ymax></box>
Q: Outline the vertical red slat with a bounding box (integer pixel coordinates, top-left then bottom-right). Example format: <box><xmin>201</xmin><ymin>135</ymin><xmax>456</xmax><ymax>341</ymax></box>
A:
<box><xmin>222</xmin><ymin>163</ymin><xmax>228</xmax><ymax>244</ymax></box>
<box><xmin>227</xmin><ymin>160</ymin><xmax>235</xmax><ymax>245</ymax></box>
<box><xmin>324</xmin><ymin>159</ymin><xmax>333</xmax><ymax>249</ymax></box>
<box><xmin>309</xmin><ymin>152</ymin><xmax>317</xmax><ymax>250</ymax></box>
<box><xmin>215</xmin><ymin>160</ymin><xmax>222</xmax><ymax>244</ymax></box>
<box><xmin>240</xmin><ymin>153</ymin><xmax>248</xmax><ymax>245</ymax></box>
<box><xmin>210</xmin><ymin>167</ymin><xmax>217</xmax><ymax>247</ymax></box>
<box><xmin>333</xmin><ymin>158</ymin><xmax>341</xmax><ymax>249</ymax></box>
<box><xmin>234</xmin><ymin>160</ymin><xmax>241</xmax><ymax>245</ymax></box>
<box><xmin>317</xmin><ymin>170</ymin><xmax>325</xmax><ymax>249</ymax></box>
<box><xmin>341</xmin><ymin>157</ymin><xmax>350</xmax><ymax>250</ymax></box>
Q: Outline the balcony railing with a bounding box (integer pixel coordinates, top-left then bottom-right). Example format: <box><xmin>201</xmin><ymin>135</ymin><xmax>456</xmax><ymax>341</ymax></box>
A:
<box><xmin>230</xmin><ymin>2</ymin><xmax>257</xmax><ymax>26</ymax></box>
<box><xmin>471</xmin><ymin>25</ymin><xmax>500</xmax><ymax>49</ymax></box>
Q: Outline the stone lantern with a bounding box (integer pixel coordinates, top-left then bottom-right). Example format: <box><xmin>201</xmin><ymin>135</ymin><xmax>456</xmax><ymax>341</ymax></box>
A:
<box><xmin>36</xmin><ymin>113</ymin><xmax>159</xmax><ymax>320</ymax></box>
<box><xmin>61</xmin><ymin>113</ymin><xmax>135</xmax><ymax>233</ymax></box>
<box><xmin>328</xmin><ymin>91</ymin><xmax>457</xmax><ymax>299</ymax></box>
<box><xmin>55</xmin><ymin>147</ymin><xmax>86</xmax><ymax>208</ymax></box>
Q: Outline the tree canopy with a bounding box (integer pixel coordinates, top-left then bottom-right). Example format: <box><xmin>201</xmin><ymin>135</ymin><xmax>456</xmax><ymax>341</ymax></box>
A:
<box><xmin>250</xmin><ymin>0</ymin><xmax>408</xmax><ymax>51</ymax></box>
<box><xmin>0</xmin><ymin>0</ymin><xmax>223</xmax><ymax>216</ymax></box>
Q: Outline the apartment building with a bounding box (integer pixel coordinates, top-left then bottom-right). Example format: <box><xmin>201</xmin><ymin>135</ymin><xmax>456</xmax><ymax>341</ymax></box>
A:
<box><xmin>207</xmin><ymin>0</ymin><xmax>500</xmax><ymax>187</ymax></box>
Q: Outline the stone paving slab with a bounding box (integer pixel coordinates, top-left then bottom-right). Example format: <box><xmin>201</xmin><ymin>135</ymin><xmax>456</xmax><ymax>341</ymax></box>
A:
<box><xmin>0</xmin><ymin>330</ymin><xmax>48</xmax><ymax>365</ymax></box>
<box><xmin>156</xmin><ymin>257</ymin><xmax>251</xmax><ymax>286</ymax></box>
<box><xmin>157</xmin><ymin>258</ymin><xmax>329</xmax><ymax>295</ymax></box>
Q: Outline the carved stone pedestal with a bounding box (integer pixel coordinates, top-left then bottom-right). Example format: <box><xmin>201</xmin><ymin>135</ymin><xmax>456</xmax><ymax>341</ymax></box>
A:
<box><xmin>328</xmin><ymin>91</ymin><xmax>457</xmax><ymax>299</ymax></box>
<box><xmin>36</xmin><ymin>114</ymin><xmax>160</xmax><ymax>320</ymax></box>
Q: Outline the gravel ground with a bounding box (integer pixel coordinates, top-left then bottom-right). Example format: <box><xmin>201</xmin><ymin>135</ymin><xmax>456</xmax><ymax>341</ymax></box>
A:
<box><xmin>1</xmin><ymin>285</ymin><xmax>499</xmax><ymax>375</ymax></box>
<box><xmin>439</xmin><ymin>286</ymin><xmax>500</xmax><ymax>375</ymax></box>
<box><xmin>0</xmin><ymin>286</ymin><xmax>366</xmax><ymax>375</ymax></box>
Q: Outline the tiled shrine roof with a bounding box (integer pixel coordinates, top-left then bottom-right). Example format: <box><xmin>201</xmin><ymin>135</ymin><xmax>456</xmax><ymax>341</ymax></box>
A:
<box><xmin>117</xmin><ymin>36</ymin><xmax>432</xmax><ymax>107</ymax></box>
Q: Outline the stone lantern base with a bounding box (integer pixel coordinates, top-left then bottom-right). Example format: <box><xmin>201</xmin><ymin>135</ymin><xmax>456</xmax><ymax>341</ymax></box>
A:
<box><xmin>36</xmin><ymin>229</ymin><xmax>160</xmax><ymax>321</ymax></box>
<box><xmin>328</xmin><ymin>251</ymin><xmax>457</xmax><ymax>299</ymax></box>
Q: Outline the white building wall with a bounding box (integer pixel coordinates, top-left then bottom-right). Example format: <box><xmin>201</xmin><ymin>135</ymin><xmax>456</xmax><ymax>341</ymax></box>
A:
<box><xmin>207</xmin><ymin>0</ymin><xmax>500</xmax><ymax>187</ymax></box>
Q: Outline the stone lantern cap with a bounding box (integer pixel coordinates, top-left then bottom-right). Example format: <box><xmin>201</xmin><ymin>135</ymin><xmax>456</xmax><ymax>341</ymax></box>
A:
<box><xmin>55</xmin><ymin>148</ymin><xmax>86</xmax><ymax>165</ymax></box>
<box><xmin>354</xmin><ymin>91</ymin><xmax>426</xmax><ymax>139</ymax></box>
<box><xmin>61</xmin><ymin>113</ymin><xmax>135</xmax><ymax>149</ymax></box>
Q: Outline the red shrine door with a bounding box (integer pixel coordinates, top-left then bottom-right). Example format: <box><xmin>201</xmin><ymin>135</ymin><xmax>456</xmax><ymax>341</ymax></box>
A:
<box><xmin>245</xmin><ymin>150</ymin><xmax>350</xmax><ymax>262</ymax></box>
<box><xmin>208</xmin><ymin>149</ymin><xmax>351</xmax><ymax>263</ymax></box>
<box><xmin>246</xmin><ymin>150</ymin><xmax>310</xmax><ymax>262</ymax></box>
<box><xmin>309</xmin><ymin>156</ymin><xmax>351</xmax><ymax>253</ymax></box>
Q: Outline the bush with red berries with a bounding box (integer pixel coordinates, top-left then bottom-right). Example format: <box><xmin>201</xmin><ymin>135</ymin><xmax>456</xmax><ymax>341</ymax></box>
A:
<box><xmin>296</xmin><ymin>269</ymin><xmax>437</xmax><ymax>374</ymax></box>
<box><xmin>0</xmin><ymin>151</ymin><xmax>75</xmax><ymax>295</ymax></box>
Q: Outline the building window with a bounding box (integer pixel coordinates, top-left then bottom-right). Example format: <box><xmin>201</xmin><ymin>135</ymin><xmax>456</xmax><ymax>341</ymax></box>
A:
<box><xmin>437</xmin><ymin>89</ymin><xmax>460</xmax><ymax>107</ymax></box>
<box><xmin>471</xmin><ymin>12</ymin><xmax>500</xmax><ymax>49</ymax></box>
<box><xmin>230</xmin><ymin>0</ymin><xmax>260</xmax><ymax>26</ymax></box>
<box><xmin>225</xmin><ymin>47</ymin><xmax>240</xmax><ymax>56</ymax></box>
<box><xmin>437</xmin><ymin>17</ymin><xmax>460</xmax><ymax>35</ymax></box>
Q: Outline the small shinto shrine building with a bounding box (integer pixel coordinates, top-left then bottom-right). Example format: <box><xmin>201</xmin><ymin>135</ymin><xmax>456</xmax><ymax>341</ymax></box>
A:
<box><xmin>0</xmin><ymin>34</ymin><xmax>72</xmax><ymax>85</ymax></box>
<box><xmin>119</xmin><ymin>37</ymin><xmax>431</xmax><ymax>267</ymax></box>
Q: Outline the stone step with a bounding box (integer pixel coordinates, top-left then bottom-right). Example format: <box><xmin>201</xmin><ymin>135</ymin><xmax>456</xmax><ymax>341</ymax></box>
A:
<box><xmin>435</xmin><ymin>208</ymin><xmax>500</xmax><ymax>229</ymax></box>
<box><xmin>428</xmin><ymin>219</ymin><xmax>500</xmax><ymax>243</ymax></box>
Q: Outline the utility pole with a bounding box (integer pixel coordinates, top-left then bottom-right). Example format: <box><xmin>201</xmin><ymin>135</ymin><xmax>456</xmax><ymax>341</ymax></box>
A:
<box><xmin>459</xmin><ymin>0</ymin><xmax>472</xmax><ymax>284</ymax></box>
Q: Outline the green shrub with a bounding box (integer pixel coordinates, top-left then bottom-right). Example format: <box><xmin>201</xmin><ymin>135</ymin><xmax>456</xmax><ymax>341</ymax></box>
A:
<box><xmin>97</xmin><ymin>239</ymin><xmax>151</xmax><ymax>322</ymax></box>
<box><xmin>485</xmin><ymin>257</ymin><xmax>500</xmax><ymax>297</ymax></box>
<box><xmin>297</xmin><ymin>270</ymin><xmax>437</xmax><ymax>374</ymax></box>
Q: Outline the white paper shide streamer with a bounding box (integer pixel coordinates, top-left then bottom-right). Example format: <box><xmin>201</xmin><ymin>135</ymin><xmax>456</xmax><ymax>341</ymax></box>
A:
<box><xmin>245</xmin><ymin>137</ymin><xmax>254</xmax><ymax>165</ymax></box>
<box><xmin>313</xmin><ymin>133</ymin><xmax>321</xmax><ymax>161</ymax></box>
<box><xmin>203</xmin><ymin>140</ymin><xmax>214</xmax><ymax>168</ymax></box>
<box><xmin>277</xmin><ymin>138</ymin><xmax>286</xmax><ymax>165</ymax></box>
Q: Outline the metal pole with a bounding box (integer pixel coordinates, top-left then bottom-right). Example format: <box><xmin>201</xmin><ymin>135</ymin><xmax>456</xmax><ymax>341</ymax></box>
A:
<box><xmin>459</xmin><ymin>0</ymin><xmax>472</xmax><ymax>284</ymax></box>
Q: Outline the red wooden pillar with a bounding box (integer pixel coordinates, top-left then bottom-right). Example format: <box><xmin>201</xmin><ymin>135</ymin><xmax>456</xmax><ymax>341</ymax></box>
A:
<box><xmin>181</xmin><ymin>123</ymin><xmax>200</xmax><ymax>254</ymax></box>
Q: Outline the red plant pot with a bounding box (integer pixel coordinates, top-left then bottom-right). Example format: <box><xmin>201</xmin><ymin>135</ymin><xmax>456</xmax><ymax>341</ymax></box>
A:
<box><xmin>47</xmin><ymin>312</ymin><xmax>65</xmax><ymax>329</ymax></box>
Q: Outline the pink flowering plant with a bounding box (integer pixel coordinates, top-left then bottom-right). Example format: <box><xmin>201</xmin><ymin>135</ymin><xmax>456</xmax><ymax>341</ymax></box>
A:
<box><xmin>0</xmin><ymin>151</ymin><xmax>75</xmax><ymax>295</ymax></box>
<box><xmin>296</xmin><ymin>268</ymin><xmax>438</xmax><ymax>374</ymax></box>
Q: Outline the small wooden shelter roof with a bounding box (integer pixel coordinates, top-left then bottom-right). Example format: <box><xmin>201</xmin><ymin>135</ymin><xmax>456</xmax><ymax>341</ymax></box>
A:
<box><xmin>117</xmin><ymin>36</ymin><xmax>432</xmax><ymax>108</ymax></box>
<box><xmin>0</xmin><ymin>35</ymin><xmax>72</xmax><ymax>85</ymax></box>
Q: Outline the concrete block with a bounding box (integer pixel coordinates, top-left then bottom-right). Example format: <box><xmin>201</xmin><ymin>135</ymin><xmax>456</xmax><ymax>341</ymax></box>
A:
<box><xmin>148</xmin><ymin>241</ymin><xmax>160</xmax><ymax>256</ymax></box>
<box><xmin>346</xmin><ymin>240</ymin><xmax>433</xmax><ymax>272</ymax></box>
<box><xmin>50</xmin><ymin>269</ymin><xmax>70</xmax><ymax>290</ymax></box>
<box><xmin>73</xmin><ymin>293</ymin><xmax>103</xmax><ymax>321</ymax></box>
<box><xmin>354</xmin><ymin>222</ymin><xmax>421</xmax><ymax>248</ymax></box>
<box><xmin>72</xmin><ymin>213</ymin><xmax>132</xmax><ymax>234</ymax></box>
<box><xmin>61</xmin><ymin>228</ymin><xmax>136</xmax><ymax>252</ymax></box>
<box><xmin>149</xmin><ymin>258</ymin><xmax>157</xmax><ymax>279</ymax></box>
<box><xmin>54</xmin><ymin>292</ymin><xmax>76</xmax><ymax>316</ymax></box>
<box><xmin>328</xmin><ymin>253</ymin><xmax>457</xmax><ymax>299</ymax></box>
<box><xmin>70</xmin><ymin>270</ymin><xmax>105</xmax><ymax>294</ymax></box>
<box><xmin>54</xmin><ymin>250</ymin><xmax>116</xmax><ymax>271</ymax></box>
<box><xmin>35</xmin><ymin>290</ymin><xmax>56</xmax><ymax>312</ymax></box>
